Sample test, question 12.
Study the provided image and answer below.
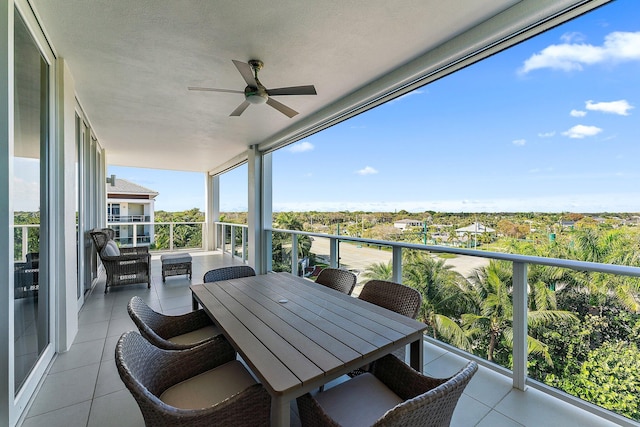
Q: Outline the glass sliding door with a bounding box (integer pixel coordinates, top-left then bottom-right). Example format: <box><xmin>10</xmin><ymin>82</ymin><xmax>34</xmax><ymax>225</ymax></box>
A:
<box><xmin>13</xmin><ymin>9</ymin><xmax>50</xmax><ymax>393</ymax></box>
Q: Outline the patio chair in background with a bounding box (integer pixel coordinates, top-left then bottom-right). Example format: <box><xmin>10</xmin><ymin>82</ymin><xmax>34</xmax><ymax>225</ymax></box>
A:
<box><xmin>116</xmin><ymin>331</ymin><xmax>270</xmax><ymax>427</ymax></box>
<box><xmin>203</xmin><ymin>265</ymin><xmax>256</xmax><ymax>283</ymax></box>
<box><xmin>127</xmin><ymin>296</ymin><xmax>220</xmax><ymax>350</ymax></box>
<box><xmin>297</xmin><ymin>354</ymin><xmax>477</xmax><ymax>427</ymax></box>
<box><xmin>90</xmin><ymin>228</ymin><xmax>151</xmax><ymax>293</ymax></box>
<box><xmin>315</xmin><ymin>268</ymin><xmax>357</xmax><ymax>295</ymax></box>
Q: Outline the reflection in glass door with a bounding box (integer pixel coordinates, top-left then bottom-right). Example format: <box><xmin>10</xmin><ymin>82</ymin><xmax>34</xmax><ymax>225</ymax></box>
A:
<box><xmin>13</xmin><ymin>11</ymin><xmax>50</xmax><ymax>392</ymax></box>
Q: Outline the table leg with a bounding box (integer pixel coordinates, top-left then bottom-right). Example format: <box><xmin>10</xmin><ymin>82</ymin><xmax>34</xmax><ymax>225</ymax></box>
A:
<box><xmin>410</xmin><ymin>337</ymin><xmax>424</xmax><ymax>371</ymax></box>
<box><xmin>192</xmin><ymin>294</ymin><xmax>199</xmax><ymax>311</ymax></box>
<box><xmin>271</xmin><ymin>396</ymin><xmax>290</xmax><ymax>427</ymax></box>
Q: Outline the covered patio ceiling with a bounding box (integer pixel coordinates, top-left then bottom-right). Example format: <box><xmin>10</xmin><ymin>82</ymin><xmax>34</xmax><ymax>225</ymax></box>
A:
<box><xmin>30</xmin><ymin>0</ymin><xmax>597</xmax><ymax>174</ymax></box>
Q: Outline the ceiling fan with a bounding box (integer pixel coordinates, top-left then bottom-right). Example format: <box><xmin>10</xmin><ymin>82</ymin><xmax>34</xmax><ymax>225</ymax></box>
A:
<box><xmin>188</xmin><ymin>59</ymin><xmax>317</xmax><ymax>118</ymax></box>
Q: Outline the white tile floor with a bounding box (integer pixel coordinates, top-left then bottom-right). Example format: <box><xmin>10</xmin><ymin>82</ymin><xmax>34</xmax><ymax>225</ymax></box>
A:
<box><xmin>18</xmin><ymin>251</ymin><xmax>624</xmax><ymax>427</ymax></box>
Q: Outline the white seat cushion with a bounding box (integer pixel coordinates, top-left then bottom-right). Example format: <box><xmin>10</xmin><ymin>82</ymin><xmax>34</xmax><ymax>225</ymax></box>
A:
<box><xmin>102</xmin><ymin>240</ymin><xmax>120</xmax><ymax>257</ymax></box>
<box><xmin>315</xmin><ymin>373</ymin><xmax>403</xmax><ymax>427</ymax></box>
<box><xmin>160</xmin><ymin>360</ymin><xmax>256</xmax><ymax>410</ymax></box>
<box><xmin>168</xmin><ymin>325</ymin><xmax>220</xmax><ymax>345</ymax></box>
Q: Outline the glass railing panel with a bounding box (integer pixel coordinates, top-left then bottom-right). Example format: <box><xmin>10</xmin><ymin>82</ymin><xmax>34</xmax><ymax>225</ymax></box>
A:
<box><xmin>527</xmin><ymin>270</ymin><xmax>640</xmax><ymax>422</ymax></box>
<box><xmin>152</xmin><ymin>223</ymin><xmax>170</xmax><ymax>250</ymax></box>
<box><xmin>271</xmin><ymin>231</ymin><xmax>294</xmax><ymax>274</ymax></box>
<box><xmin>171</xmin><ymin>223</ymin><xmax>202</xmax><ymax>250</ymax></box>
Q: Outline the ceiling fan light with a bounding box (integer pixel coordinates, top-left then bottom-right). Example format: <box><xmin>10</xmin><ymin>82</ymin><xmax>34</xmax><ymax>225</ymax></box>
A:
<box><xmin>246</xmin><ymin>93</ymin><xmax>268</xmax><ymax>104</ymax></box>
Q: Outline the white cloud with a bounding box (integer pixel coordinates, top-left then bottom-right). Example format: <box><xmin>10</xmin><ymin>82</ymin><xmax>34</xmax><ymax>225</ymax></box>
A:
<box><xmin>560</xmin><ymin>32</ymin><xmax>586</xmax><ymax>43</ymax></box>
<box><xmin>389</xmin><ymin>89</ymin><xmax>426</xmax><ymax>103</ymax></box>
<box><xmin>512</xmin><ymin>139</ymin><xmax>526</xmax><ymax>146</ymax></box>
<box><xmin>585</xmin><ymin>99</ymin><xmax>634</xmax><ymax>115</ymax></box>
<box><xmin>562</xmin><ymin>124</ymin><xmax>603</xmax><ymax>139</ymax></box>
<box><xmin>570</xmin><ymin>109</ymin><xmax>587</xmax><ymax>117</ymax></box>
<box><xmin>287</xmin><ymin>141</ymin><xmax>314</xmax><ymax>153</ymax></box>
<box><xmin>519</xmin><ymin>31</ymin><xmax>640</xmax><ymax>74</ymax></box>
<box><xmin>538</xmin><ymin>131</ymin><xmax>555</xmax><ymax>138</ymax></box>
<box><xmin>356</xmin><ymin>166</ymin><xmax>378</xmax><ymax>176</ymax></box>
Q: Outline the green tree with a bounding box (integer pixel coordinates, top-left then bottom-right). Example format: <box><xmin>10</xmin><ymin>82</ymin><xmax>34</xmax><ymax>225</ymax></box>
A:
<box><xmin>547</xmin><ymin>341</ymin><xmax>640</xmax><ymax>421</ymax></box>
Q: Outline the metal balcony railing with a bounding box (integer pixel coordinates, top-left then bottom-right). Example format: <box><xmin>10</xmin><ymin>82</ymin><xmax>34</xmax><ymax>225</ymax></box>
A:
<box><xmin>213</xmin><ymin>221</ymin><xmax>640</xmax><ymax>427</ymax></box>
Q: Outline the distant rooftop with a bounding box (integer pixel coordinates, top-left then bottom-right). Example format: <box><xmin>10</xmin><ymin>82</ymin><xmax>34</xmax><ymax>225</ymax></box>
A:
<box><xmin>107</xmin><ymin>178</ymin><xmax>158</xmax><ymax>197</ymax></box>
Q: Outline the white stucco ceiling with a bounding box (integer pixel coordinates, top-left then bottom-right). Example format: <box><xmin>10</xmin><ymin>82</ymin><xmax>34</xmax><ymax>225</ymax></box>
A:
<box><xmin>29</xmin><ymin>0</ymin><xmax>547</xmax><ymax>173</ymax></box>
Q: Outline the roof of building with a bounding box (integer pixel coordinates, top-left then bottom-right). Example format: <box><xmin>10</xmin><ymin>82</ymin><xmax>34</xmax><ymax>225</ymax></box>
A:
<box><xmin>108</xmin><ymin>178</ymin><xmax>158</xmax><ymax>197</ymax></box>
<box><xmin>455</xmin><ymin>222</ymin><xmax>495</xmax><ymax>233</ymax></box>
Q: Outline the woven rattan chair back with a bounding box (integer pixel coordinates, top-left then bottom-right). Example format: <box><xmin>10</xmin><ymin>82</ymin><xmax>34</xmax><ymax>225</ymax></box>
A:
<box><xmin>358</xmin><ymin>280</ymin><xmax>422</xmax><ymax>319</ymax></box>
<box><xmin>315</xmin><ymin>268</ymin><xmax>357</xmax><ymax>295</ymax></box>
<box><xmin>127</xmin><ymin>296</ymin><xmax>217</xmax><ymax>350</ymax></box>
<box><xmin>203</xmin><ymin>265</ymin><xmax>256</xmax><ymax>283</ymax></box>
<box><xmin>116</xmin><ymin>331</ymin><xmax>270</xmax><ymax>427</ymax></box>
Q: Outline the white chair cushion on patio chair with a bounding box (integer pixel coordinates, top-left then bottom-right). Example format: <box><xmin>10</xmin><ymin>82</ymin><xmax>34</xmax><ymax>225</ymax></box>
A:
<box><xmin>167</xmin><ymin>325</ymin><xmax>221</xmax><ymax>345</ymax></box>
<box><xmin>160</xmin><ymin>360</ymin><xmax>256</xmax><ymax>410</ymax></box>
<box><xmin>315</xmin><ymin>372</ymin><xmax>403</xmax><ymax>427</ymax></box>
<box><xmin>102</xmin><ymin>240</ymin><xmax>120</xmax><ymax>257</ymax></box>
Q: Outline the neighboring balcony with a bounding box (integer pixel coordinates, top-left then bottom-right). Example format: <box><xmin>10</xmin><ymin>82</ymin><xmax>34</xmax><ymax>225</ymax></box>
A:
<box><xmin>107</xmin><ymin>214</ymin><xmax>150</xmax><ymax>222</ymax></box>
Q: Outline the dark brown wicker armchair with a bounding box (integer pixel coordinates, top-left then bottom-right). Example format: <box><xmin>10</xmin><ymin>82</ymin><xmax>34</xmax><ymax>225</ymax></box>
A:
<box><xmin>127</xmin><ymin>296</ymin><xmax>220</xmax><ymax>350</ymax></box>
<box><xmin>297</xmin><ymin>354</ymin><xmax>477</xmax><ymax>427</ymax></box>
<box><xmin>116</xmin><ymin>331</ymin><xmax>270</xmax><ymax>427</ymax></box>
<box><xmin>203</xmin><ymin>265</ymin><xmax>256</xmax><ymax>283</ymax></box>
<box><xmin>315</xmin><ymin>268</ymin><xmax>357</xmax><ymax>295</ymax></box>
<box><xmin>90</xmin><ymin>228</ymin><xmax>151</xmax><ymax>293</ymax></box>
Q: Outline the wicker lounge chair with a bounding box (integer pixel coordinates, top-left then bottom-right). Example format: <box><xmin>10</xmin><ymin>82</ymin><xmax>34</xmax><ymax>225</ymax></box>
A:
<box><xmin>203</xmin><ymin>265</ymin><xmax>256</xmax><ymax>283</ymax></box>
<box><xmin>127</xmin><ymin>296</ymin><xmax>220</xmax><ymax>350</ymax></box>
<box><xmin>297</xmin><ymin>354</ymin><xmax>477</xmax><ymax>427</ymax></box>
<box><xmin>90</xmin><ymin>228</ymin><xmax>151</xmax><ymax>293</ymax></box>
<box><xmin>116</xmin><ymin>331</ymin><xmax>270</xmax><ymax>427</ymax></box>
<box><xmin>315</xmin><ymin>268</ymin><xmax>357</xmax><ymax>295</ymax></box>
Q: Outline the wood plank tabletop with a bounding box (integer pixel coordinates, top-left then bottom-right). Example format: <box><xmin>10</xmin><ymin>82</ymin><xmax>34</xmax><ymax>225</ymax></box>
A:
<box><xmin>190</xmin><ymin>272</ymin><xmax>427</xmax><ymax>400</ymax></box>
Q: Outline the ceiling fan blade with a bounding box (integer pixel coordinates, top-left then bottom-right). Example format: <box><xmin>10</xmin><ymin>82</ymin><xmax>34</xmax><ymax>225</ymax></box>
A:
<box><xmin>267</xmin><ymin>85</ymin><xmax>317</xmax><ymax>96</ymax></box>
<box><xmin>232</xmin><ymin>60</ymin><xmax>258</xmax><ymax>87</ymax></box>
<box><xmin>266</xmin><ymin>98</ymin><xmax>298</xmax><ymax>118</ymax></box>
<box><xmin>230</xmin><ymin>100</ymin><xmax>251</xmax><ymax>116</ymax></box>
<box><xmin>188</xmin><ymin>86</ymin><xmax>243</xmax><ymax>94</ymax></box>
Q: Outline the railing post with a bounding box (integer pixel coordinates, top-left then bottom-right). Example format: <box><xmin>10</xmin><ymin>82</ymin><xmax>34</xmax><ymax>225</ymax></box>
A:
<box><xmin>230</xmin><ymin>226</ymin><xmax>236</xmax><ymax>258</ymax></box>
<box><xmin>291</xmin><ymin>233</ymin><xmax>298</xmax><ymax>276</ymax></box>
<box><xmin>132</xmin><ymin>226</ymin><xmax>138</xmax><ymax>248</ymax></box>
<box><xmin>329</xmin><ymin>237</ymin><xmax>338</xmax><ymax>268</ymax></box>
<box><xmin>392</xmin><ymin>246</ymin><xmax>402</xmax><ymax>283</ymax></box>
<box><xmin>512</xmin><ymin>261</ymin><xmax>528</xmax><ymax>391</ymax></box>
<box><xmin>221</xmin><ymin>224</ymin><xmax>226</xmax><ymax>253</ymax></box>
<box><xmin>169</xmin><ymin>223</ymin><xmax>174</xmax><ymax>250</ymax></box>
<box><xmin>22</xmin><ymin>226</ymin><xmax>28</xmax><ymax>260</ymax></box>
<box><xmin>242</xmin><ymin>227</ymin><xmax>247</xmax><ymax>262</ymax></box>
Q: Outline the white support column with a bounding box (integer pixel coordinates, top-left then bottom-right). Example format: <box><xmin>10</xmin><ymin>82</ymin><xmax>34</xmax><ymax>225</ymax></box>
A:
<box><xmin>204</xmin><ymin>173</ymin><xmax>218</xmax><ymax>251</ymax></box>
<box><xmin>512</xmin><ymin>261</ymin><xmax>528</xmax><ymax>391</ymax></box>
<box><xmin>248</xmin><ymin>146</ymin><xmax>271</xmax><ymax>274</ymax></box>
<box><xmin>392</xmin><ymin>247</ymin><xmax>403</xmax><ymax>283</ymax></box>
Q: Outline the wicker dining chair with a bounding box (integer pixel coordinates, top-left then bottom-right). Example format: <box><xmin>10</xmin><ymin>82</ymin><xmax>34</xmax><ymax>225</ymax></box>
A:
<box><xmin>297</xmin><ymin>354</ymin><xmax>477</xmax><ymax>427</ymax></box>
<box><xmin>352</xmin><ymin>280</ymin><xmax>422</xmax><ymax>374</ymax></box>
<box><xmin>358</xmin><ymin>279</ymin><xmax>422</xmax><ymax>320</ymax></box>
<box><xmin>116</xmin><ymin>331</ymin><xmax>270</xmax><ymax>427</ymax></box>
<box><xmin>90</xmin><ymin>228</ymin><xmax>151</xmax><ymax>293</ymax></box>
<box><xmin>315</xmin><ymin>268</ymin><xmax>357</xmax><ymax>295</ymax></box>
<box><xmin>203</xmin><ymin>265</ymin><xmax>256</xmax><ymax>283</ymax></box>
<box><xmin>128</xmin><ymin>296</ymin><xmax>220</xmax><ymax>350</ymax></box>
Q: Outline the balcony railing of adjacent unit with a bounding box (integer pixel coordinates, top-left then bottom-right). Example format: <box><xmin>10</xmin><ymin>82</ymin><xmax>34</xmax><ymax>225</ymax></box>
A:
<box><xmin>214</xmin><ymin>222</ymin><xmax>640</xmax><ymax>427</ymax></box>
<box><xmin>107</xmin><ymin>214</ymin><xmax>151</xmax><ymax>222</ymax></box>
<box><xmin>106</xmin><ymin>221</ymin><xmax>206</xmax><ymax>251</ymax></box>
<box><xmin>13</xmin><ymin>224</ymin><xmax>40</xmax><ymax>262</ymax></box>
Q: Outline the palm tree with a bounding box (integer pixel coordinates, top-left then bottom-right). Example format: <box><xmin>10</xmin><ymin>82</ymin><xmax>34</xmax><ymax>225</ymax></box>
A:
<box><xmin>362</xmin><ymin>261</ymin><xmax>393</xmax><ymax>282</ymax></box>
<box><xmin>464</xmin><ymin>261</ymin><xmax>577</xmax><ymax>365</ymax></box>
<box><xmin>403</xmin><ymin>253</ymin><xmax>473</xmax><ymax>350</ymax></box>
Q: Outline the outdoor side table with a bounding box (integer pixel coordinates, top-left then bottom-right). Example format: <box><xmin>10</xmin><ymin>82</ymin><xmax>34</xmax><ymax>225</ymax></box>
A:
<box><xmin>160</xmin><ymin>253</ymin><xmax>192</xmax><ymax>282</ymax></box>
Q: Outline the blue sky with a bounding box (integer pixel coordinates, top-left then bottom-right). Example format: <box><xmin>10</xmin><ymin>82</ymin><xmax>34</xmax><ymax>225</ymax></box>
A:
<box><xmin>110</xmin><ymin>1</ymin><xmax>640</xmax><ymax>213</ymax></box>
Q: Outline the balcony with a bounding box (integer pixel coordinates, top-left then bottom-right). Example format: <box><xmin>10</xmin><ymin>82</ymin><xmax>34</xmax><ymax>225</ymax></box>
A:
<box><xmin>19</xmin><ymin>247</ymin><xmax>626</xmax><ymax>426</ymax></box>
<box><xmin>107</xmin><ymin>215</ymin><xmax>150</xmax><ymax>223</ymax></box>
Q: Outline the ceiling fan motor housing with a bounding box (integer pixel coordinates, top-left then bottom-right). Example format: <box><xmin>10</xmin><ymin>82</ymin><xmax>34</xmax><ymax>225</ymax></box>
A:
<box><xmin>244</xmin><ymin>84</ymin><xmax>268</xmax><ymax>104</ymax></box>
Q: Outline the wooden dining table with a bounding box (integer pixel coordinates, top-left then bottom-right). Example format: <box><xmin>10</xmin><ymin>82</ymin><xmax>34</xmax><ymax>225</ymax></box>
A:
<box><xmin>190</xmin><ymin>272</ymin><xmax>428</xmax><ymax>427</ymax></box>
